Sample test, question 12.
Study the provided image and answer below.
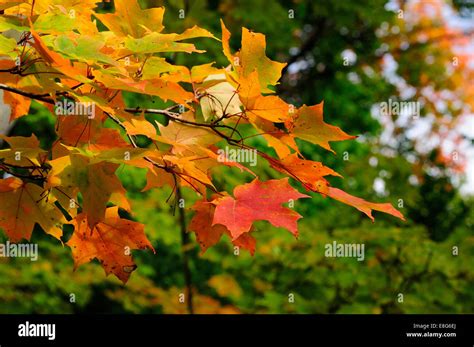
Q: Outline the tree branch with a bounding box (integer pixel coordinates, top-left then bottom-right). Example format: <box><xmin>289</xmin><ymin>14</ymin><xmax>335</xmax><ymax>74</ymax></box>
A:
<box><xmin>0</xmin><ymin>83</ymin><xmax>54</xmax><ymax>104</ymax></box>
<box><xmin>176</xmin><ymin>185</ymin><xmax>194</xmax><ymax>314</ymax></box>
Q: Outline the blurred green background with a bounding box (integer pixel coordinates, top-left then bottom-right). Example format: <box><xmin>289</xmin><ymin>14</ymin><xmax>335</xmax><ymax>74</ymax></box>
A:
<box><xmin>1</xmin><ymin>0</ymin><xmax>473</xmax><ymax>314</ymax></box>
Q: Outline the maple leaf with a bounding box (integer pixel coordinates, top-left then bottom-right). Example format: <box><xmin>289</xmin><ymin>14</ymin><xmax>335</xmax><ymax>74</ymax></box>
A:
<box><xmin>200</xmin><ymin>74</ymin><xmax>243</xmax><ymax>121</ymax></box>
<box><xmin>0</xmin><ymin>34</ymin><xmax>17</xmax><ymax>59</ymax></box>
<box><xmin>165</xmin><ymin>154</ymin><xmax>215</xmax><ymax>189</ymax></box>
<box><xmin>0</xmin><ymin>134</ymin><xmax>46</xmax><ymax>167</ymax></box>
<box><xmin>239</xmin><ymin>70</ymin><xmax>290</xmax><ymax>122</ymax></box>
<box><xmin>3</xmin><ymin>91</ymin><xmax>31</xmax><ymax>120</ymax></box>
<box><xmin>286</xmin><ymin>103</ymin><xmax>356</xmax><ymax>153</ymax></box>
<box><xmin>48</xmin><ymin>154</ymin><xmax>129</xmax><ymax>227</ymax></box>
<box><xmin>269</xmin><ymin>154</ymin><xmax>405</xmax><ymax>221</ymax></box>
<box><xmin>0</xmin><ymin>2</ymin><xmax>23</xmax><ymax>12</ymax></box>
<box><xmin>141</xmin><ymin>151</ymin><xmax>211</xmax><ymax>194</ymax></box>
<box><xmin>269</xmin><ymin>153</ymin><xmax>341</xmax><ymax>192</ymax></box>
<box><xmin>220</xmin><ymin>20</ymin><xmax>286</xmax><ymax>93</ymax></box>
<box><xmin>142</xmin><ymin>166</ymin><xmax>176</xmax><ymax>192</ymax></box>
<box><xmin>157</xmin><ymin>111</ymin><xmax>221</xmax><ymax>153</ymax></box>
<box><xmin>53</xmin><ymin>34</ymin><xmax>117</xmax><ymax>66</ymax></box>
<box><xmin>67</xmin><ymin>207</ymin><xmax>155</xmax><ymax>284</ymax></box>
<box><xmin>326</xmin><ymin>187</ymin><xmax>405</xmax><ymax>222</ymax></box>
<box><xmin>0</xmin><ymin>177</ymin><xmax>65</xmax><ymax>242</ymax></box>
<box><xmin>95</xmin><ymin>0</ymin><xmax>165</xmax><ymax>38</ymax></box>
<box><xmin>220</xmin><ymin>20</ymin><xmax>234</xmax><ymax>64</ymax></box>
<box><xmin>94</xmin><ymin>70</ymin><xmax>194</xmax><ymax>106</ymax></box>
<box><xmin>55</xmin><ymin>115</ymin><xmax>129</xmax><ymax>152</ymax></box>
<box><xmin>249</xmin><ymin>117</ymin><xmax>299</xmax><ymax>159</ymax></box>
<box><xmin>212</xmin><ymin>178</ymin><xmax>309</xmax><ymax>239</ymax></box>
<box><xmin>123</xmin><ymin>23</ymin><xmax>216</xmax><ymax>56</ymax></box>
<box><xmin>91</xmin><ymin>148</ymin><xmax>154</xmax><ymax>169</ymax></box>
<box><xmin>143</xmin><ymin>144</ymin><xmax>255</xmax><ymax>195</ymax></box>
<box><xmin>190</xmin><ymin>63</ymin><xmax>224</xmax><ymax>84</ymax></box>
<box><xmin>189</xmin><ymin>200</ymin><xmax>256</xmax><ymax>255</ymax></box>
<box><xmin>122</xmin><ymin>113</ymin><xmax>158</xmax><ymax>139</ymax></box>
<box><xmin>239</xmin><ymin>27</ymin><xmax>287</xmax><ymax>92</ymax></box>
<box><xmin>29</xmin><ymin>24</ymin><xmax>85</xmax><ymax>81</ymax></box>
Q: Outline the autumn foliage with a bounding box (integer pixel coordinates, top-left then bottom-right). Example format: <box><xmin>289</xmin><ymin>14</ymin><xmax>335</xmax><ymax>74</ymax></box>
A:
<box><xmin>0</xmin><ymin>0</ymin><xmax>404</xmax><ymax>283</ymax></box>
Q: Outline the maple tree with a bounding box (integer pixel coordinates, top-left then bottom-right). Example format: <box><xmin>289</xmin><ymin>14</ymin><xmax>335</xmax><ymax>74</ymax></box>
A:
<box><xmin>0</xmin><ymin>0</ymin><xmax>405</xmax><ymax>284</ymax></box>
